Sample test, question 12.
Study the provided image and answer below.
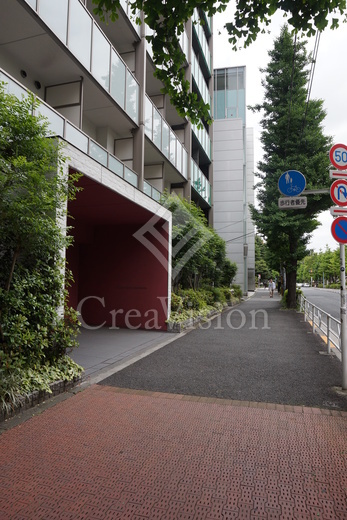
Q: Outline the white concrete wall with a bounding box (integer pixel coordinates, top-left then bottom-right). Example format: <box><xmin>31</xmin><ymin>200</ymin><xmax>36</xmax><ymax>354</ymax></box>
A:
<box><xmin>213</xmin><ymin>119</ymin><xmax>255</xmax><ymax>292</ymax></box>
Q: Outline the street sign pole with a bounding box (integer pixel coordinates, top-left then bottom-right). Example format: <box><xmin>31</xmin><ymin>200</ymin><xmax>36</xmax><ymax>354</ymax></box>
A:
<box><xmin>341</xmin><ymin>244</ymin><xmax>347</xmax><ymax>390</ymax></box>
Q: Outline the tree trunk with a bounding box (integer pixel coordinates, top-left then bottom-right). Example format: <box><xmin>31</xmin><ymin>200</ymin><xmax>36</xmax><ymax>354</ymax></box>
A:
<box><xmin>286</xmin><ymin>269</ymin><xmax>297</xmax><ymax>308</ymax></box>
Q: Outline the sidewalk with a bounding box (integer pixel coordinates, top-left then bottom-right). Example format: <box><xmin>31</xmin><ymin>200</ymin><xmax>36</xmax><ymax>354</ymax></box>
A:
<box><xmin>0</xmin><ymin>291</ymin><xmax>346</xmax><ymax>519</ymax></box>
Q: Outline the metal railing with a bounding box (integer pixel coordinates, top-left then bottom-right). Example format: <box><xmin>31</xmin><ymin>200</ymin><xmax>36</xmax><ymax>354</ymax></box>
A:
<box><xmin>299</xmin><ymin>294</ymin><xmax>341</xmax><ymax>356</ymax></box>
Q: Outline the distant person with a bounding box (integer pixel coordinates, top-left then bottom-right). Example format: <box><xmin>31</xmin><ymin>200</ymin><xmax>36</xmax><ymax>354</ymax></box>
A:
<box><xmin>269</xmin><ymin>278</ymin><xmax>275</xmax><ymax>298</ymax></box>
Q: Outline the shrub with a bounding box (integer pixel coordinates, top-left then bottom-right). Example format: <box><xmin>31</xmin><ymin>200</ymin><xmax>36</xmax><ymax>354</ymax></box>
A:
<box><xmin>0</xmin><ymin>356</ymin><xmax>83</xmax><ymax>415</ymax></box>
<box><xmin>171</xmin><ymin>292</ymin><xmax>183</xmax><ymax>311</ymax></box>
<box><xmin>178</xmin><ymin>289</ymin><xmax>207</xmax><ymax>310</ymax></box>
<box><xmin>220</xmin><ymin>286</ymin><xmax>232</xmax><ymax>302</ymax></box>
<box><xmin>231</xmin><ymin>284</ymin><xmax>243</xmax><ymax>299</ymax></box>
<box><xmin>199</xmin><ymin>289</ymin><xmax>215</xmax><ymax>306</ymax></box>
<box><xmin>210</xmin><ymin>287</ymin><xmax>226</xmax><ymax>304</ymax></box>
<box><xmin>282</xmin><ymin>288</ymin><xmax>302</xmax><ymax>309</ymax></box>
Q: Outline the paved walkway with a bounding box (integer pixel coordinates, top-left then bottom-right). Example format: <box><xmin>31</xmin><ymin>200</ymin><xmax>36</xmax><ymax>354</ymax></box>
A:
<box><xmin>1</xmin><ymin>291</ymin><xmax>346</xmax><ymax>519</ymax></box>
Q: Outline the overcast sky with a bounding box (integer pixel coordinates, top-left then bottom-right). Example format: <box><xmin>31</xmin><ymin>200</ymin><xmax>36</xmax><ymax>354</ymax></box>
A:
<box><xmin>213</xmin><ymin>8</ymin><xmax>347</xmax><ymax>252</ymax></box>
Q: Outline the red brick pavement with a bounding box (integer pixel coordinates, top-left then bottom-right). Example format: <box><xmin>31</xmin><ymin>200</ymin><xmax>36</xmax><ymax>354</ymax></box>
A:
<box><xmin>0</xmin><ymin>385</ymin><xmax>346</xmax><ymax>520</ymax></box>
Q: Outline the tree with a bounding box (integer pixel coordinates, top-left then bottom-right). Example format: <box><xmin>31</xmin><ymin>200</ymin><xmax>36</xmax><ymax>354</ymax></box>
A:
<box><xmin>92</xmin><ymin>0</ymin><xmax>347</xmax><ymax>124</ymax></box>
<box><xmin>161</xmin><ymin>192</ymin><xmax>237</xmax><ymax>290</ymax></box>
<box><xmin>255</xmin><ymin>235</ymin><xmax>273</xmax><ymax>282</ymax></box>
<box><xmin>250</xmin><ymin>26</ymin><xmax>332</xmax><ymax>308</ymax></box>
<box><xmin>297</xmin><ymin>247</ymin><xmax>341</xmax><ymax>284</ymax></box>
<box><xmin>0</xmin><ymin>85</ymin><xmax>80</xmax><ymax>371</ymax></box>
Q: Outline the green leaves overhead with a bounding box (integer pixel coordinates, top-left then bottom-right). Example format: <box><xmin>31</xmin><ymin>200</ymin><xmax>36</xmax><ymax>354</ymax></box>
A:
<box><xmin>93</xmin><ymin>0</ymin><xmax>347</xmax><ymax>124</ymax></box>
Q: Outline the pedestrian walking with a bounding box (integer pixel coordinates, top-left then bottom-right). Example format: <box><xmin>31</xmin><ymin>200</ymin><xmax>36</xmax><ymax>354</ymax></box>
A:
<box><xmin>269</xmin><ymin>278</ymin><xmax>275</xmax><ymax>298</ymax></box>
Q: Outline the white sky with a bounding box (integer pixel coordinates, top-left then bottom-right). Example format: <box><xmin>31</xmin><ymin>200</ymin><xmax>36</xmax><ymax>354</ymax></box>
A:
<box><xmin>213</xmin><ymin>8</ymin><xmax>347</xmax><ymax>252</ymax></box>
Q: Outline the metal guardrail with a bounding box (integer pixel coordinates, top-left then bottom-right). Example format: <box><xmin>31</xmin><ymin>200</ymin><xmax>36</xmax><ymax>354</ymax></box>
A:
<box><xmin>299</xmin><ymin>294</ymin><xmax>341</xmax><ymax>356</ymax></box>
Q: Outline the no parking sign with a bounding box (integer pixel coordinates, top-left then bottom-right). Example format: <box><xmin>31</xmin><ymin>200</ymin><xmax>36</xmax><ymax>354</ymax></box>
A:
<box><xmin>331</xmin><ymin>216</ymin><xmax>347</xmax><ymax>244</ymax></box>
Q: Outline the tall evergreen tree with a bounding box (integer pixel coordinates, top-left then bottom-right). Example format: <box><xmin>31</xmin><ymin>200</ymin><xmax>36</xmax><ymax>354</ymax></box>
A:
<box><xmin>250</xmin><ymin>26</ymin><xmax>332</xmax><ymax>308</ymax></box>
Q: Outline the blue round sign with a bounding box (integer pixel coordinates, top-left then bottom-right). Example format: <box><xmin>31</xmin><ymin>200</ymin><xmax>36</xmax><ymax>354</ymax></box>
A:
<box><xmin>278</xmin><ymin>170</ymin><xmax>306</xmax><ymax>197</ymax></box>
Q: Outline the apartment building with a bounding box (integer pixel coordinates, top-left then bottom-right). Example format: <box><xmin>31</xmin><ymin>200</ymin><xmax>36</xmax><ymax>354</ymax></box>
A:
<box><xmin>213</xmin><ymin>66</ymin><xmax>255</xmax><ymax>294</ymax></box>
<box><xmin>0</xmin><ymin>0</ymin><xmax>213</xmax><ymax>329</ymax></box>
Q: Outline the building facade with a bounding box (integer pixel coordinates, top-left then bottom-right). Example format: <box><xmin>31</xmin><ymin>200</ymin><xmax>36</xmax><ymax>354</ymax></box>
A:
<box><xmin>213</xmin><ymin>66</ymin><xmax>255</xmax><ymax>293</ymax></box>
<box><xmin>0</xmin><ymin>0</ymin><xmax>213</xmax><ymax>328</ymax></box>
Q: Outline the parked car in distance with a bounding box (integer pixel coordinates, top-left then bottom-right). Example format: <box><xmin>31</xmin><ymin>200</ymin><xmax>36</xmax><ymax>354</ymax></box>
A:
<box><xmin>303</xmin><ymin>283</ymin><xmax>310</xmax><ymax>287</ymax></box>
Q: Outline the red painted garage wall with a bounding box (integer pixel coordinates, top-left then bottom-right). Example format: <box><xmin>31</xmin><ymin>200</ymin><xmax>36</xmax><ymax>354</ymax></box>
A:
<box><xmin>68</xmin><ymin>222</ymin><xmax>169</xmax><ymax>330</ymax></box>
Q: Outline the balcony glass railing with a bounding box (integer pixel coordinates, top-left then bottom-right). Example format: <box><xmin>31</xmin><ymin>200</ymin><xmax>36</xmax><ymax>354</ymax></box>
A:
<box><xmin>144</xmin><ymin>181</ymin><xmax>161</xmax><ymax>202</ymax></box>
<box><xmin>192</xmin><ymin>9</ymin><xmax>211</xmax><ymax>73</ymax></box>
<box><xmin>191</xmin><ymin>159</ymin><xmax>211</xmax><ymax>206</ymax></box>
<box><xmin>191</xmin><ymin>53</ymin><xmax>211</xmax><ymax>110</ymax></box>
<box><xmin>0</xmin><ymin>69</ymin><xmax>164</xmax><ymax>201</ymax></box>
<box><xmin>192</xmin><ymin>123</ymin><xmax>211</xmax><ymax>160</ymax></box>
<box><xmin>120</xmin><ymin>0</ymin><xmax>141</xmax><ymax>35</ymax></box>
<box><xmin>145</xmin><ymin>95</ymin><xmax>188</xmax><ymax>179</ymax></box>
<box><xmin>24</xmin><ymin>0</ymin><xmax>139</xmax><ymax>125</ymax></box>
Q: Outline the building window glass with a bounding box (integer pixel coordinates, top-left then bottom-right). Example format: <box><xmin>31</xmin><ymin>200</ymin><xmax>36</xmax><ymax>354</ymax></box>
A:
<box><xmin>68</xmin><ymin>0</ymin><xmax>92</xmax><ymax>70</ymax></box>
<box><xmin>39</xmin><ymin>0</ymin><xmax>68</xmax><ymax>44</ymax></box>
<box><xmin>226</xmin><ymin>69</ymin><xmax>238</xmax><ymax>90</ymax></box>
<box><xmin>162</xmin><ymin>121</ymin><xmax>169</xmax><ymax>158</ymax></box>
<box><xmin>125</xmin><ymin>71</ymin><xmax>138</xmax><ymax>124</ymax></box>
<box><xmin>169</xmin><ymin>130</ymin><xmax>176</xmax><ymax>166</ymax></box>
<box><xmin>110</xmin><ymin>50</ymin><xmax>125</xmax><ymax>109</ymax></box>
<box><xmin>214</xmin><ymin>67</ymin><xmax>246</xmax><ymax>124</ymax></box>
<box><xmin>153</xmin><ymin>107</ymin><xmax>162</xmax><ymax>149</ymax></box>
<box><xmin>92</xmin><ymin>25</ymin><xmax>111</xmax><ymax>91</ymax></box>
<box><xmin>145</xmin><ymin>96</ymin><xmax>153</xmax><ymax>138</ymax></box>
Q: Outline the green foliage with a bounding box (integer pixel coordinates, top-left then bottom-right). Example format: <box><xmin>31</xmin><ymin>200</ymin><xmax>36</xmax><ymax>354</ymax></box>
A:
<box><xmin>0</xmin><ymin>356</ymin><xmax>83</xmax><ymax>414</ymax></box>
<box><xmin>250</xmin><ymin>26</ymin><xmax>332</xmax><ymax>308</ymax></box>
<box><xmin>297</xmin><ymin>246</ymin><xmax>341</xmax><ymax>284</ymax></box>
<box><xmin>169</xmin><ymin>285</ymin><xmax>241</xmax><ymax>323</ymax></box>
<box><xmin>161</xmin><ymin>192</ymin><xmax>237</xmax><ymax>290</ymax></box>
<box><xmin>220</xmin><ymin>258</ymin><xmax>238</xmax><ymax>287</ymax></box>
<box><xmin>0</xmin><ymin>84</ymin><xmax>81</xmax><ymax>395</ymax></box>
<box><xmin>231</xmin><ymin>284</ymin><xmax>243</xmax><ymax>299</ymax></box>
<box><xmin>92</xmin><ymin>0</ymin><xmax>346</xmax><ymax>124</ymax></box>
<box><xmin>168</xmin><ymin>305</ymin><xmax>218</xmax><ymax>324</ymax></box>
<box><xmin>178</xmin><ymin>288</ymin><xmax>207</xmax><ymax>310</ymax></box>
<box><xmin>255</xmin><ymin>235</ymin><xmax>273</xmax><ymax>280</ymax></box>
<box><xmin>171</xmin><ymin>292</ymin><xmax>183</xmax><ymax>311</ymax></box>
<box><xmin>282</xmin><ymin>288</ymin><xmax>302</xmax><ymax>309</ymax></box>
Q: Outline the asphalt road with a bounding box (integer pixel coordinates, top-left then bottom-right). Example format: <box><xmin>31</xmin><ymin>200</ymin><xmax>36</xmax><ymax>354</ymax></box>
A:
<box><xmin>99</xmin><ymin>290</ymin><xmax>347</xmax><ymax>410</ymax></box>
<box><xmin>301</xmin><ymin>286</ymin><xmax>340</xmax><ymax>320</ymax></box>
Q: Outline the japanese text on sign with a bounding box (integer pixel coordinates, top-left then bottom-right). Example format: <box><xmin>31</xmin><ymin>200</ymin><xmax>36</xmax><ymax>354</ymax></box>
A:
<box><xmin>278</xmin><ymin>197</ymin><xmax>307</xmax><ymax>209</ymax></box>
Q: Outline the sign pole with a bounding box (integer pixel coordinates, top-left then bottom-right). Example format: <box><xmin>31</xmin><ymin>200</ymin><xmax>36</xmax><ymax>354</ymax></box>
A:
<box><xmin>340</xmin><ymin>244</ymin><xmax>347</xmax><ymax>390</ymax></box>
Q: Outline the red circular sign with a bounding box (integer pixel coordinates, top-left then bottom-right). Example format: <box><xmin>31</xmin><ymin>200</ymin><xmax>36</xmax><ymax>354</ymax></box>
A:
<box><xmin>329</xmin><ymin>143</ymin><xmax>347</xmax><ymax>170</ymax></box>
<box><xmin>331</xmin><ymin>216</ymin><xmax>347</xmax><ymax>244</ymax></box>
<box><xmin>330</xmin><ymin>179</ymin><xmax>347</xmax><ymax>206</ymax></box>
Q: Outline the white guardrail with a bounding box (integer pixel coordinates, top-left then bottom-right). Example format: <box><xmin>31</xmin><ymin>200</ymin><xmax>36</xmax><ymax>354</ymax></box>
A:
<box><xmin>299</xmin><ymin>294</ymin><xmax>341</xmax><ymax>357</ymax></box>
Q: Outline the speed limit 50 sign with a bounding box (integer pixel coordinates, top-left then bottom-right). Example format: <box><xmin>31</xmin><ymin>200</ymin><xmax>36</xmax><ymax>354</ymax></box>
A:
<box><xmin>330</xmin><ymin>144</ymin><xmax>347</xmax><ymax>170</ymax></box>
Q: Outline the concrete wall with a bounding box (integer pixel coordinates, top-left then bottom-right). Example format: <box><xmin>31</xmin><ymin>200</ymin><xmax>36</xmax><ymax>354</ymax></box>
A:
<box><xmin>213</xmin><ymin>119</ymin><xmax>255</xmax><ymax>292</ymax></box>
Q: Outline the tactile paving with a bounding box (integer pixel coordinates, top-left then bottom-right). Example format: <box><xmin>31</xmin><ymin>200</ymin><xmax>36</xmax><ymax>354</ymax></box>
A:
<box><xmin>0</xmin><ymin>385</ymin><xmax>346</xmax><ymax>519</ymax></box>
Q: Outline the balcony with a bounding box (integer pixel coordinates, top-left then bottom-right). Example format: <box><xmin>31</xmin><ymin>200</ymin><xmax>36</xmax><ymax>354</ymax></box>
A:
<box><xmin>145</xmin><ymin>95</ymin><xmax>188</xmax><ymax>180</ymax></box>
<box><xmin>191</xmin><ymin>53</ymin><xmax>211</xmax><ymax>110</ymax></box>
<box><xmin>0</xmin><ymin>69</ymin><xmax>160</xmax><ymax>203</ymax></box>
<box><xmin>192</xmin><ymin>123</ymin><xmax>211</xmax><ymax>162</ymax></box>
<box><xmin>192</xmin><ymin>9</ymin><xmax>212</xmax><ymax>75</ymax></box>
<box><xmin>191</xmin><ymin>159</ymin><xmax>211</xmax><ymax>206</ymax></box>
<box><xmin>23</xmin><ymin>0</ymin><xmax>139</xmax><ymax>125</ymax></box>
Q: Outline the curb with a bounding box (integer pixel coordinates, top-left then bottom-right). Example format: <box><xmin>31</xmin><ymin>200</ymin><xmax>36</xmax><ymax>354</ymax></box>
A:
<box><xmin>0</xmin><ymin>376</ymin><xmax>82</xmax><ymax>424</ymax></box>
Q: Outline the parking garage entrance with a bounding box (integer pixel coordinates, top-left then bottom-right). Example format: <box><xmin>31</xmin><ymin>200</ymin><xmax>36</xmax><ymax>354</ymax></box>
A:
<box><xmin>66</xmin><ymin>173</ymin><xmax>170</xmax><ymax>331</ymax></box>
